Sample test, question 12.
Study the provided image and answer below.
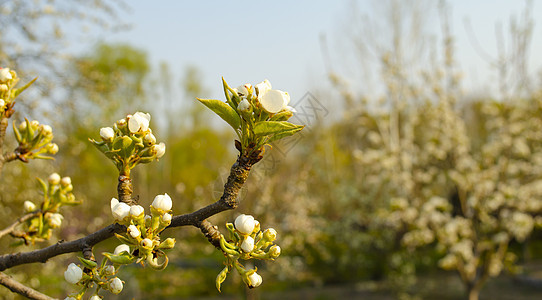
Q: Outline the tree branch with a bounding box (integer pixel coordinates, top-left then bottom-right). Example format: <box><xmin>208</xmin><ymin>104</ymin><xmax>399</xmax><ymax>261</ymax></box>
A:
<box><xmin>0</xmin><ymin>211</ymin><xmax>40</xmax><ymax>240</ymax></box>
<box><xmin>0</xmin><ymin>151</ymin><xmax>260</xmax><ymax>271</ymax></box>
<box><xmin>0</xmin><ymin>116</ymin><xmax>10</xmax><ymax>175</ymax></box>
<box><xmin>0</xmin><ymin>272</ymin><xmax>57</xmax><ymax>300</ymax></box>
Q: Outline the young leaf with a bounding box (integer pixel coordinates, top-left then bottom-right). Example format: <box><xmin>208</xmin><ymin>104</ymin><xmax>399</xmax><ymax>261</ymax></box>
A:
<box><xmin>197</xmin><ymin>98</ymin><xmax>241</xmax><ymax>130</ymax></box>
<box><xmin>266</xmin><ymin>126</ymin><xmax>304</xmax><ymax>144</ymax></box>
<box><xmin>78</xmin><ymin>257</ymin><xmax>98</xmax><ymax>269</ymax></box>
<box><xmin>12</xmin><ymin>77</ymin><xmax>38</xmax><ymax>98</ymax></box>
<box><xmin>253</xmin><ymin>121</ymin><xmax>301</xmax><ymax>137</ymax></box>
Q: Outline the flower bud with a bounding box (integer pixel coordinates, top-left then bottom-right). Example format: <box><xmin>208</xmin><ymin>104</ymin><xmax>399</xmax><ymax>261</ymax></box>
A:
<box><xmin>144</xmin><ymin>133</ymin><xmax>156</xmax><ymax>146</ymax></box>
<box><xmin>30</xmin><ymin>120</ymin><xmax>39</xmax><ymax>129</ymax></box>
<box><xmin>130</xmin><ymin>205</ymin><xmax>145</xmax><ymax>217</ymax></box>
<box><xmin>236</xmin><ymin>84</ymin><xmax>251</xmax><ymax>97</ymax></box>
<box><xmin>47</xmin><ymin>213</ymin><xmax>63</xmax><ymax>228</ymax></box>
<box><xmin>141</xmin><ymin>238</ymin><xmax>153</xmax><ymax>249</ymax></box>
<box><xmin>46</xmin><ymin>143</ymin><xmax>59</xmax><ymax>154</ymax></box>
<box><xmin>109</xmin><ymin>277</ymin><xmax>123</xmax><ymax>294</ymax></box>
<box><xmin>61</xmin><ymin>177</ymin><xmax>71</xmax><ymax>186</ymax></box>
<box><xmin>114</xmin><ymin>244</ymin><xmax>130</xmax><ymax>255</ymax></box>
<box><xmin>24</xmin><ymin>201</ymin><xmax>36</xmax><ymax>212</ymax></box>
<box><xmin>0</xmin><ymin>99</ymin><xmax>4</xmax><ymax>108</ymax></box>
<box><xmin>241</xmin><ymin>236</ymin><xmax>255</xmax><ymax>252</ymax></box>
<box><xmin>248</xmin><ymin>272</ymin><xmax>262</xmax><ymax>288</ymax></box>
<box><xmin>64</xmin><ymin>263</ymin><xmax>83</xmax><ymax>284</ymax></box>
<box><xmin>269</xmin><ymin>245</ymin><xmax>281</xmax><ymax>259</ymax></box>
<box><xmin>0</xmin><ymin>84</ymin><xmax>7</xmax><ymax>92</ymax></box>
<box><xmin>158</xmin><ymin>237</ymin><xmax>176</xmax><ymax>249</ymax></box>
<box><xmin>152</xmin><ymin>193</ymin><xmax>172</xmax><ymax>211</ymax></box>
<box><xmin>19</xmin><ymin>121</ymin><xmax>27</xmax><ymax>130</ymax></box>
<box><xmin>103</xmin><ymin>265</ymin><xmax>116</xmax><ymax>276</ymax></box>
<box><xmin>127</xmin><ymin>225</ymin><xmax>141</xmax><ymax>238</ymax></box>
<box><xmin>0</xmin><ymin>68</ymin><xmax>12</xmax><ymax>82</ymax></box>
<box><xmin>40</xmin><ymin>124</ymin><xmax>53</xmax><ymax>135</ymax></box>
<box><xmin>111</xmin><ymin>198</ymin><xmax>130</xmax><ymax>221</ymax></box>
<box><xmin>90</xmin><ymin>295</ymin><xmax>102</xmax><ymax>300</ymax></box>
<box><xmin>255</xmin><ymin>79</ymin><xmax>272</xmax><ymax>99</ymax></box>
<box><xmin>260</xmin><ymin>89</ymin><xmax>289</xmax><ymax>114</ymax></box>
<box><xmin>161</xmin><ymin>213</ymin><xmax>172</xmax><ymax>223</ymax></box>
<box><xmin>263</xmin><ymin>228</ymin><xmax>277</xmax><ymax>242</ymax></box>
<box><xmin>237</xmin><ymin>99</ymin><xmax>252</xmax><ymax>112</ymax></box>
<box><xmin>100</xmin><ymin>127</ymin><xmax>115</xmax><ymax>141</ymax></box>
<box><xmin>48</xmin><ymin>173</ymin><xmax>61</xmax><ymax>185</ymax></box>
<box><xmin>153</xmin><ymin>142</ymin><xmax>166</xmax><ymax>158</ymax></box>
<box><xmin>235</xmin><ymin>214</ymin><xmax>255</xmax><ymax>235</ymax></box>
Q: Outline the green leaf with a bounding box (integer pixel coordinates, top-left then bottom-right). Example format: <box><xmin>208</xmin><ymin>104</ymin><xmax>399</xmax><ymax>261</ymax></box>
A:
<box><xmin>103</xmin><ymin>251</ymin><xmax>136</xmax><ymax>265</ymax></box>
<box><xmin>78</xmin><ymin>257</ymin><xmax>97</xmax><ymax>269</ymax></box>
<box><xmin>197</xmin><ymin>98</ymin><xmax>241</xmax><ymax>130</ymax></box>
<box><xmin>13</xmin><ymin>77</ymin><xmax>38</xmax><ymax>98</ymax></box>
<box><xmin>266</xmin><ymin>126</ymin><xmax>304</xmax><ymax>144</ymax></box>
<box><xmin>12</xmin><ymin>121</ymin><xmax>22</xmax><ymax>143</ymax></box>
<box><xmin>36</xmin><ymin>177</ymin><xmax>47</xmax><ymax>195</ymax></box>
<box><xmin>253</xmin><ymin>121</ymin><xmax>302</xmax><ymax>137</ymax></box>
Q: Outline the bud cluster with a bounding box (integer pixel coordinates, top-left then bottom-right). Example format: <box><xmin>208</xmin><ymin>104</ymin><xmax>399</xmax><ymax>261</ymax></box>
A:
<box><xmin>198</xmin><ymin>79</ymin><xmax>303</xmax><ymax>155</ymax></box>
<box><xmin>0</xmin><ymin>67</ymin><xmax>37</xmax><ymax>116</ymax></box>
<box><xmin>63</xmin><ymin>256</ymin><xmax>124</xmax><ymax>299</ymax></box>
<box><xmin>90</xmin><ymin>111</ymin><xmax>166</xmax><ymax>172</ymax></box>
<box><xmin>20</xmin><ymin>173</ymin><xmax>79</xmax><ymax>244</ymax></box>
<box><xmin>215</xmin><ymin>214</ymin><xmax>281</xmax><ymax>291</ymax></box>
<box><xmin>11</xmin><ymin>118</ymin><xmax>58</xmax><ymax>161</ymax></box>
<box><xmin>106</xmin><ymin>193</ymin><xmax>175</xmax><ymax>270</ymax></box>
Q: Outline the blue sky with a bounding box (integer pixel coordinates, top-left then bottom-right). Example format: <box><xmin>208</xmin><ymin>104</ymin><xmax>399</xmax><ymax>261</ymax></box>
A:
<box><xmin>92</xmin><ymin>0</ymin><xmax>542</xmax><ymax>105</ymax></box>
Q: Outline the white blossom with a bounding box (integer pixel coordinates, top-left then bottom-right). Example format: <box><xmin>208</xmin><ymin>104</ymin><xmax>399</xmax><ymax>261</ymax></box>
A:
<box><xmin>241</xmin><ymin>236</ymin><xmax>255</xmax><ymax>252</ymax></box>
<box><xmin>23</xmin><ymin>201</ymin><xmax>36</xmax><ymax>212</ymax></box>
<box><xmin>103</xmin><ymin>265</ymin><xmax>116</xmax><ymax>276</ymax></box>
<box><xmin>260</xmin><ymin>89</ymin><xmax>289</xmax><ymax>114</ymax></box>
<box><xmin>61</xmin><ymin>176</ymin><xmax>71</xmax><ymax>186</ymax></box>
<box><xmin>235</xmin><ymin>214</ymin><xmax>255</xmax><ymax>235</ymax></box>
<box><xmin>100</xmin><ymin>127</ymin><xmax>115</xmax><ymax>141</ymax></box>
<box><xmin>162</xmin><ymin>213</ymin><xmax>172</xmax><ymax>223</ymax></box>
<box><xmin>269</xmin><ymin>245</ymin><xmax>281</xmax><ymax>258</ymax></box>
<box><xmin>47</xmin><ymin>143</ymin><xmax>59</xmax><ymax>154</ymax></box>
<box><xmin>128</xmin><ymin>111</ymin><xmax>151</xmax><ymax>133</ymax></box>
<box><xmin>144</xmin><ymin>132</ymin><xmax>156</xmax><ymax>145</ymax></box>
<box><xmin>248</xmin><ymin>272</ymin><xmax>262</xmax><ymax>288</ymax></box>
<box><xmin>89</xmin><ymin>295</ymin><xmax>102</xmax><ymax>300</ymax></box>
<box><xmin>48</xmin><ymin>173</ymin><xmax>61</xmax><ymax>185</ymax></box>
<box><xmin>152</xmin><ymin>193</ymin><xmax>172</xmax><ymax>211</ymax></box>
<box><xmin>130</xmin><ymin>205</ymin><xmax>144</xmax><ymax>217</ymax></box>
<box><xmin>109</xmin><ymin>277</ymin><xmax>123</xmax><ymax>294</ymax></box>
<box><xmin>0</xmin><ymin>68</ymin><xmax>12</xmax><ymax>82</ymax></box>
<box><xmin>153</xmin><ymin>142</ymin><xmax>166</xmax><ymax>158</ymax></box>
<box><xmin>255</xmin><ymin>79</ymin><xmax>272</xmax><ymax>99</ymax></box>
<box><xmin>64</xmin><ymin>263</ymin><xmax>83</xmax><ymax>284</ymax></box>
<box><xmin>237</xmin><ymin>99</ymin><xmax>251</xmax><ymax>112</ymax></box>
<box><xmin>111</xmin><ymin>198</ymin><xmax>130</xmax><ymax>220</ymax></box>
<box><xmin>141</xmin><ymin>238</ymin><xmax>153</xmax><ymax>249</ymax></box>
<box><xmin>114</xmin><ymin>244</ymin><xmax>130</xmax><ymax>255</ymax></box>
<box><xmin>48</xmin><ymin>213</ymin><xmax>63</xmax><ymax>228</ymax></box>
<box><xmin>127</xmin><ymin>225</ymin><xmax>141</xmax><ymax>238</ymax></box>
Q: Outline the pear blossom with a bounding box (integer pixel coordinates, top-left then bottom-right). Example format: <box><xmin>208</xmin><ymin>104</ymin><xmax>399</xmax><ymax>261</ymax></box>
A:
<box><xmin>153</xmin><ymin>142</ymin><xmax>166</xmax><ymax>158</ymax></box>
<box><xmin>128</xmin><ymin>111</ymin><xmax>151</xmax><ymax>133</ymax></box>
<box><xmin>248</xmin><ymin>272</ymin><xmax>262</xmax><ymax>288</ymax></box>
<box><xmin>127</xmin><ymin>225</ymin><xmax>141</xmax><ymax>238</ymax></box>
<box><xmin>144</xmin><ymin>132</ymin><xmax>156</xmax><ymax>145</ymax></box>
<box><xmin>114</xmin><ymin>244</ymin><xmax>130</xmax><ymax>255</ymax></box>
<box><xmin>64</xmin><ymin>263</ymin><xmax>83</xmax><ymax>284</ymax></box>
<box><xmin>130</xmin><ymin>205</ymin><xmax>144</xmax><ymax>217</ymax></box>
<box><xmin>0</xmin><ymin>99</ymin><xmax>4</xmax><ymax>108</ymax></box>
<box><xmin>235</xmin><ymin>214</ymin><xmax>255</xmax><ymax>234</ymax></box>
<box><xmin>40</xmin><ymin>124</ymin><xmax>53</xmax><ymax>135</ymax></box>
<box><xmin>111</xmin><ymin>198</ymin><xmax>130</xmax><ymax>220</ymax></box>
<box><xmin>263</xmin><ymin>228</ymin><xmax>277</xmax><ymax>242</ymax></box>
<box><xmin>48</xmin><ymin>173</ymin><xmax>61</xmax><ymax>185</ymax></box>
<box><xmin>89</xmin><ymin>295</ymin><xmax>102</xmax><ymax>300</ymax></box>
<box><xmin>100</xmin><ymin>127</ymin><xmax>115</xmax><ymax>141</ymax></box>
<box><xmin>47</xmin><ymin>143</ymin><xmax>59</xmax><ymax>154</ymax></box>
<box><xmin>255</xmin><ymin>79</ymin><xmax>272</xmax><ymax>99</ymax></box>
<box><xmin>109</xmin><ymin>277</ymin><xmax>123</xmax><ymax>294</ymax></box>
<box><xmin>260</xmin><ymin>90</ymin><xmax>290</xmax><ymax>114</ymax></box>
<box><xmin>236</xmin><ymin>84</ymin><xmax>251</xmax><ymax>97</ymax></box>
<box><xmin>0</xmin><ymin>84</ymin><xmax>7</xmax><ymax>92</ymax></box>
<box><xmin>0</xmin><ymin>68</ymin><xmax>12</xmax><ymax>82</ymax></box>
<box><xmin>241</xmin><ymin>236</ymin><xmax>255</xmax><ymax>252</ymax></box>
<box><xmin>103</xmin><ymin>265</ymin><xmax>116</xmax><ymax>276</ymax></box>
<box><xmin>269</xmin><ymin>245</ymin><xmax>281</xmax><ymax>258</ymax></box>
<box><xmin>237</xmin><ymin>99</ymin><xmax>251</xmax><ymax>112</ymax></box>
<box><xmin>141</xmin><ymin>238</ymin><xmax>153</xmax><ymax>249</ymax></box>
<box><xmin>48</xmin><ymin>213</ymin><xmax>63</xmax><ymax>228</ymax></box>
<box><xmin>286</xmin><ymin>105</ymin><xmax>297</xmax><ymax>113</ymax></box>
<box><xmin>24</xmin><ymin>201</ymin><xmax>36</xmax><ymax>212</ymax></box>
<box><xmin>61</xmin><ymin>176</ymin><xmax>71</xmax><ymax>186</ymax></box>
<box><xmin>152</xmin><ymin>193</ymin><xmax>172</xmax><ymax>211</ymax></box>
<box><xmin>162</xmin><ymin>213</ymin><xmax>172</xmax><ymax>223</ymax></box>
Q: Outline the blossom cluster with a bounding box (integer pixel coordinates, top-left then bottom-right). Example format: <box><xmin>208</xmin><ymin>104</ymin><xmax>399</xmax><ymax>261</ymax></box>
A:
<box><xmin>91</xmin><ymin>111</ymin><xmax>166</xmax><ymax>172</ymax></box>
<box><xmin>20</xmin><ymin>173</ymin><xmax>79</xmax><ymax>244</ymax></box>
<box><xmin>215</xmin><ymin>214</ymin><xmax>281</xmax><ymax>291</ymax></box>
<box><xmin>12</xmin><ymin>118</ymin><xmax>58</xmax><ymax>161</ymax></box>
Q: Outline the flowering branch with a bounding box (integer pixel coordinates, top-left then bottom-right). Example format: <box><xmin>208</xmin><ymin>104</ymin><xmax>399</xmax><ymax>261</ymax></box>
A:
<box><xmin>0</xmin><ymin>272</ymin><xmax>56</xmax><ymax>300</ymax></box>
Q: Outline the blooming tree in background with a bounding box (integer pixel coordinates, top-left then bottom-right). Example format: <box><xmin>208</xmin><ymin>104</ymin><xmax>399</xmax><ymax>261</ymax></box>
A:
<box><xmin>0</xmin><ymin>68</ymin><xmax>302</xmax><ymax>299</ymax></box>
